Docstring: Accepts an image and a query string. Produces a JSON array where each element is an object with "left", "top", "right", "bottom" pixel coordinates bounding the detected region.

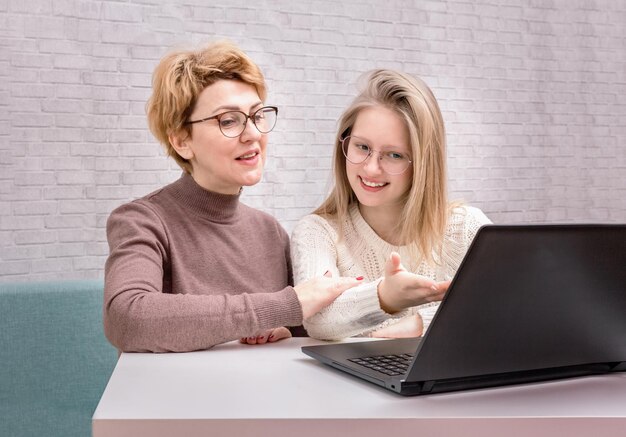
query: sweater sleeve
[
  {"left": 104, "top": 202, "right": 302, "bottom": 353},
  {"left": 291, "top": 214, "right": 403, "bottom": 341}
]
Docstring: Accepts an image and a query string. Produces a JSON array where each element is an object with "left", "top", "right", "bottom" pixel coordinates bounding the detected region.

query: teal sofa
[{"left": 0, "top": 280, "right": 118, "bottom": 437}]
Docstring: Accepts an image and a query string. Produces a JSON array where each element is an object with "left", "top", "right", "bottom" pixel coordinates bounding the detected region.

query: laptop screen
[{"left": 407, "top": 224, "right": 626, "bottom": 382}]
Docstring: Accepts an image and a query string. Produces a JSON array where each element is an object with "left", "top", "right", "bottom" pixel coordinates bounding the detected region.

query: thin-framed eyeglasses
[
  {"left": 185, "top": 106, "right": 278, "bottom": 138},
  {"left": 341, "top": 135, "right": 413, "bottom": 175}
]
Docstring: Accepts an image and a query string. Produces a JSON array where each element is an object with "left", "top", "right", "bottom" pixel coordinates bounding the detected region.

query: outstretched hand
[
  {"left": 377, "top": 252, "right": 449, "bottom": 314},
  {"left": 294, "top": 272, "right": 363, "bottom": 320}
]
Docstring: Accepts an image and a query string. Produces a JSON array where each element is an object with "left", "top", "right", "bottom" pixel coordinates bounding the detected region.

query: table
[{"left": 93, "top": 337, "right": 626, "bottom": 437}]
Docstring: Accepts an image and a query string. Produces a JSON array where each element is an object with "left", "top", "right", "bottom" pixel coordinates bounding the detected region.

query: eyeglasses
[
  {"left": 186, "top": 106, "right": 278, "bottom": 138},
  {"left": 341, "top": 135, "right": 413, "bottom": 175}
]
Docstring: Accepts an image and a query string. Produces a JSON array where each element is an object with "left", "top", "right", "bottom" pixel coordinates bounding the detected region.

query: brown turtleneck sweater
[{"left": 104, "top": 173, "right": 303, "bottom": 352}]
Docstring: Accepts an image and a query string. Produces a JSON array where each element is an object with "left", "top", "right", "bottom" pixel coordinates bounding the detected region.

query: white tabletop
[{"left": 93, "top": 337, "right": 626, "bottom": 437}]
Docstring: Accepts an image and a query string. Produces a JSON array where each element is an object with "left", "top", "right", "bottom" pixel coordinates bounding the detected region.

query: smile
[
  {"left": 236, "top": 151, "right": 258, "bottom": 160},
  {"left": 360, "top": 177, "right": 388, "bottom": 188}
]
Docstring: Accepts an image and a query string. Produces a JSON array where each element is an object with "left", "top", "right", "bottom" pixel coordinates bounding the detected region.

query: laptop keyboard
[{"left": 348, "top": 353, "right": 414, "bottom": 376}]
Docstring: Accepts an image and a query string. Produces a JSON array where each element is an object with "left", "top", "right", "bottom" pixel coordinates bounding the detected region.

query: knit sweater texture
[
  {"left": 104, "top": 173, "right": 302, "bottom": 352},
  {"left": 291, "top": 204, "right": 491, "bottom": 340}
]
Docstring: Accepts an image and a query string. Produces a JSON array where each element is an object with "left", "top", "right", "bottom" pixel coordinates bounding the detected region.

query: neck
[
  {"left": 169, "top": 173, "right": 241, "bottom": 223},
  {"left": 358, "top": 202, "right": 405, "bottom": 246},
  {"left": 190, "top": 171, "right": 242, "bottom": 196}
]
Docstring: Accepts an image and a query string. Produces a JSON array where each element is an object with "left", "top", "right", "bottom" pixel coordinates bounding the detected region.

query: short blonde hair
[
  {"left": 315, "top": 69, "right": 451, "bottom": 264},
  {"left": 146, "top": 41, "right": 267, "bottom": 173}
]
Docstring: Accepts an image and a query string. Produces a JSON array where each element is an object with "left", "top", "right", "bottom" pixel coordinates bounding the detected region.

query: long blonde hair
[
  {"left": 315, "top": 69, "right": 451, "bottom": 264},
  {"left": 146, "top": 41, "right": 267, "bottom": 173}
]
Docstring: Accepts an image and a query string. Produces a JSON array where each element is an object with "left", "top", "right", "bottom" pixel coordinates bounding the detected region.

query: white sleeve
[{"left": 291, "top": 215, "right": 401, "bottom": 340}]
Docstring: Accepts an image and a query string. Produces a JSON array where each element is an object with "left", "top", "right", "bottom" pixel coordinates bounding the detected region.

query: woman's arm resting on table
[{"left": 104, "top": 203, "right": 302, "bottom": 353}]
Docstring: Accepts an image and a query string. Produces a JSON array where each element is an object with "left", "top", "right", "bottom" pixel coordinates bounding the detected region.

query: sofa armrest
[{"left": 0, "top": 280, "right": 118, "bottom": 437}]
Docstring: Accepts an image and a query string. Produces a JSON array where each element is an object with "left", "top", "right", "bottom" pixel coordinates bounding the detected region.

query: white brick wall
[{"left": 1, "top": 0, "right": 625, "bottom": 281}]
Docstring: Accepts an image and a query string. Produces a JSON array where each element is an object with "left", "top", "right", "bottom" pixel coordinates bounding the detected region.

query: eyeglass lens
[
  {"left": 218, "top": 107, "right": 277, "bottom": 137},
  {"left": 342, "top": 136, "right": 411, "bottom": 175}
]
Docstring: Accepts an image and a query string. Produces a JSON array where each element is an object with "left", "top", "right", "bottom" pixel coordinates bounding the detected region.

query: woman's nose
[
  {"left": 239, "top": 117, "right": 262, "bottom": 142},
  {"left": 362, "top": 150, "right": 384, "bottom": 173}
]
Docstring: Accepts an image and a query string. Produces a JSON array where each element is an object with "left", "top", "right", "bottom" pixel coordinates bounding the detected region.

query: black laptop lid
[{"left": 407, "top": 224, "right": 626, "bottom": 383}]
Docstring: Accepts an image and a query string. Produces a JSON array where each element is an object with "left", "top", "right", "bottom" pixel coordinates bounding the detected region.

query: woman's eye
[
  {"left": 220, "top": 117, "right": 237, "bottom": 128},
  {"left": 387, "top": 151, "right": 405, "bottom": 160},
  {"left": 355, "top": 143, "right": 370, "bottom": 152}
]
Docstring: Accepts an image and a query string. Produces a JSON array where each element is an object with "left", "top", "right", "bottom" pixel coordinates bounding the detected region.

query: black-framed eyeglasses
[
  {"left": 185, "top": 106, "right": 278, "bottom": 138},
  {"left": 341, "top": 135, "right": 413, "bottom": 175}
]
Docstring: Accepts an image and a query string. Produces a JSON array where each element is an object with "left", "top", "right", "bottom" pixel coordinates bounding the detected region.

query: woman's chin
[{"left": 239, "top": 172, "right": 264, "bottom": 187}]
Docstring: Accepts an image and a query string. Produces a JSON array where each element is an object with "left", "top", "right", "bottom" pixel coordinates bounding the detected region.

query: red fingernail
[
  {"left": 258, "top": 336, "right": 264, "bottom": 340},
  {"left": 269, "top": 334, "right": 274, "bottom": 340},
  {"left": 356, "top": 276, "right": 364, "bottom": 280}
]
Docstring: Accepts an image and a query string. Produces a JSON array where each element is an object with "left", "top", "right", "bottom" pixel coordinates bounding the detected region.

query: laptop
[{"left": 302, "top": 224, "right": 626, "bottom": 396}]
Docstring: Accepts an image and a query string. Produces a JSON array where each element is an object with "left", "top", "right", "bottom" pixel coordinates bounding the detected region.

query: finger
[
  {"left": 268, "top": 327, "right": 292, "bottom": 342},
  {"left": 256, "top": 334, "right": 268, "bottom": 345},
  {"left": 435, "top": 280, "right": 452, "bottom": 292},
  {"left": 245, "top": 336, "right": 257, "bottom": 345},
  {"left": 323, "top": 270, "right": 332, "bottom": 277},
  {"left": 427, "top": 280, "right": 451, "bottom": 300},
  {"left": 334, "top": 277, "right": 365, "bottom": 292}
]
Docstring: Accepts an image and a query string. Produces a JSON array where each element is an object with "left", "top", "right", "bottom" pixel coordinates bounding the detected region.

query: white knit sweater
[{"left": 291, "top": 204, "right": 491, "bottom": 340}]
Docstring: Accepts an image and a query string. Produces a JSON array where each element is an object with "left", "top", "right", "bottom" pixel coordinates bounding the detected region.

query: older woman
[
  {"left": 104, "top": 41, "right": 360, "bottom": 352},
  {"left": 291, "top": 69, "right": 491, "bottom": 341}
]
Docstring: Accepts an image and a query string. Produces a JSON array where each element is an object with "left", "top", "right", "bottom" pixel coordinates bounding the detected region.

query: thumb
[{"left": 385, "top": 251, "right": 404, "bottom": 274}]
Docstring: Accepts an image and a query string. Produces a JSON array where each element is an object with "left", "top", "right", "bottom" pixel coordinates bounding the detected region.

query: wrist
[{"left": 377, "top": 279, "right": 400, "bottom": 314}]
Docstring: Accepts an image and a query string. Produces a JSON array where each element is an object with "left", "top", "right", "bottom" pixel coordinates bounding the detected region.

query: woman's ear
[{"left": 169, "top": 131, "right": 194, "bottom": 160}]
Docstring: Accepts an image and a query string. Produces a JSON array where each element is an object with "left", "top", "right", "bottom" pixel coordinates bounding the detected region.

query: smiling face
[
  {"left": 170, "top": 80, "right": 268, "bottom": 194},
  {"left": 346, "top": 105, "right": 413, "bottom": 215}
]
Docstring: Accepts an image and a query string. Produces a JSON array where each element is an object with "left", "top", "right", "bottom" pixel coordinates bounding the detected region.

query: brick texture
[{"left": 1, "top": 0, "right": 625, "bottom": 281}]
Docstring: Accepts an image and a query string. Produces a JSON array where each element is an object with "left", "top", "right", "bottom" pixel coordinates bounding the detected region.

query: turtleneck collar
[{"left": 166, "top": 173, "right": 241, "bottom": 223}]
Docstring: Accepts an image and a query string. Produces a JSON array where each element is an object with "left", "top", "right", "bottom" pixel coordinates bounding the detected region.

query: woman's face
[
  {"left": 175, "top": 80, "right": 268, "bottom": 194},
  {"left": 345, "top": 106, "right": 413, "bottom": 212}
]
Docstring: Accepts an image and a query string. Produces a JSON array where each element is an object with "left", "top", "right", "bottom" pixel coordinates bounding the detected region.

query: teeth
[
  {"left": 239, "top": 152, "right": 257, "bottom": 159},
  {"left": 361, "top": 178, "right": 386, "bottom": 188}
]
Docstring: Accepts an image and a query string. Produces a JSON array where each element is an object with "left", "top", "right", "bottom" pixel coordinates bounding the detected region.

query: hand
[
  {"left": 240, "top": 327, "right": 292, "bottom": 345},
  {"left": 370, "top": 314, "right": 424, "bottom": 338},
  {"left": 294, "top": 272, "right": 363, "bottom": 320},
  {"left": 377, "top": 252, "right": 449, "bottom": 314}
]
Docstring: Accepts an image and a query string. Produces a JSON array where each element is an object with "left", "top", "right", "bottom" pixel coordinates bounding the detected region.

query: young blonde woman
[
  {"left": 104, "top": 41, "right": 361, "bottom": 352},
  {"left": 291, "top": 69, "right": 491, "bottom": 341}
]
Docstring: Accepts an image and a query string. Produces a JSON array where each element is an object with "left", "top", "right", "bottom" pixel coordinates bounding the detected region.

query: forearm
[
  {"left": 104, "top": 282, "right": 302, "bottom": 352},
  {"left": 303, "top": 280, "right": 406, "bottom": 341},
  {"left": 293, "top": 217, "right": 391, "bottom": 339}
]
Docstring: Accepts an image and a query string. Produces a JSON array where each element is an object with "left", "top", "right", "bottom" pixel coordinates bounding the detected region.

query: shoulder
[
  {"left": 448, "top": 205, "right": 491, "bottom": 228},
  {"left": 108, "top": 195, "right": 164, "bottom": 228},
  {"left": 106, "top": 198, "right": 170, "bottom": 252},
  {"left": 107, "top": 183, "right": 173, "bottom": 223},
  {"left": 446, "top": 205, "right": 492, "bottom": 245}
]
